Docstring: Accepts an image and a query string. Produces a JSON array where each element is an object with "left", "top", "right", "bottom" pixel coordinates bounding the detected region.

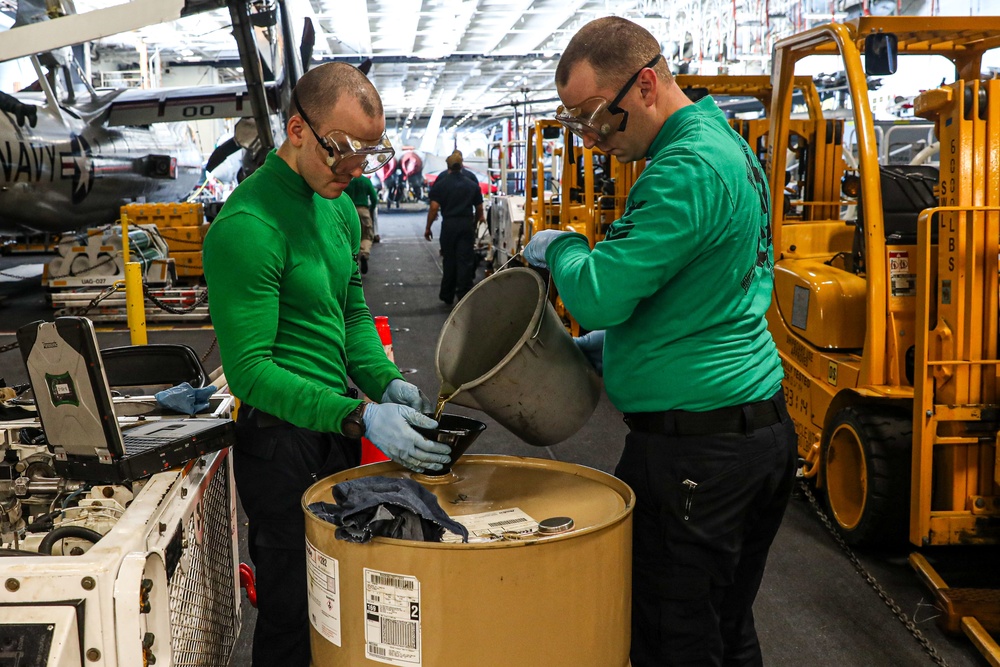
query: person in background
[
  {"left": 424, "top": 150, "right": 485, "bottom": 306},
  {"left": 522, "top": 16, "right": 796, "bottom": 667},
  {"left": 202, "top": 62, "right": 450, "bottom": 667},
  {"left": 437, "top": 149, "right": 479, "bottom": 186},
  {"left": 344, "top": 174, "right": 379, "bottom": 273},
  {"left": 388, "top": 164, "right": 406, "bottom": 208}
]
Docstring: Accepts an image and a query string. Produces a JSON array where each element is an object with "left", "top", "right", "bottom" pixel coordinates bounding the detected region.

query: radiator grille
[{"left": 168, "top": 459, "right": 239, "bottom": 666}]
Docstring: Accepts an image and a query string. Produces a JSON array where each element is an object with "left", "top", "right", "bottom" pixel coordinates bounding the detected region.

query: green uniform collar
[
  {"left": 647, "top": 95, "right": 720, "bottom": 158},
  {"left": 264, "top": 149, "right": 315, "bottom": 199}
]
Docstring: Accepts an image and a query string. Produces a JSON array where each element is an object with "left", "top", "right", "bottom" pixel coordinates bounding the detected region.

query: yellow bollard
[
  {"left": 120, "top": 213, "right": 147, "bottom": 345},
  {"left": 124, "top": 262, "right": 147, "bottom": 345}
]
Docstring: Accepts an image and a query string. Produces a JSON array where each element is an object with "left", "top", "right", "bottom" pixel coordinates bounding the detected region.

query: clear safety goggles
[
  {"left": 293, "top": 92, "right": 395, "bottom": 175},
  {"left": 555, "top": 97, "right": 622, "bottom": 141},
  {"left": 555, "top": 54, "right": 663, "bottom": 141}
]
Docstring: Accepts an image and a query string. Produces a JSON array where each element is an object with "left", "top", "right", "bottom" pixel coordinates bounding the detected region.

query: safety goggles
[
  {"left": 293, "top": 92, "right": 395, "bottom": 175},
  {"left": 555, "top": 54, "right": 663, "bottom": 141}
]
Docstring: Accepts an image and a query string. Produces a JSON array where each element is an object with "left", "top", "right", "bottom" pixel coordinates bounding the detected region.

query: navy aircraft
[{"left": 0, "top": 0, "right": 298, "bottom": 237}]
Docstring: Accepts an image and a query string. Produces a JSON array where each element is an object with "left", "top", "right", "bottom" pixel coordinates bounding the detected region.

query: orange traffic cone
[
  {"left": 361, "top": 316, "right": 393, "bottom": 464},
  {"left": 375, "top": 315, "right": 393, "bottom": 360}
]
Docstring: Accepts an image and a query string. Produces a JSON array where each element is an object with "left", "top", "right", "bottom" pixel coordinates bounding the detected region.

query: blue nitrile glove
[
  {"left": 381, "top": 378, "right": 434, "bottom": 414},
  {"left": 522, "top": 229, "right": 568, "bottom": 268},
  {"left": 362, "top": 403, "right": 451, "bottom": 473},
  {"left": 155, "top": 382, "right": 218, "bottom": 415},
  {"left": 574, "top": 330, "right": 605, "bottom": 376}
]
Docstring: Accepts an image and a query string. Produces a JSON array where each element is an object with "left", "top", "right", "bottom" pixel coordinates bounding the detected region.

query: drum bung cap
[{"left": 538, "top": 516, "right": 574, "bottom": 535}]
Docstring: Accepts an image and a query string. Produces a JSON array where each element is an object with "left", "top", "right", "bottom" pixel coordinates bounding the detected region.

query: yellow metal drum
[{"left": 302, "top": 455, "right": 634, "bottom": 667}]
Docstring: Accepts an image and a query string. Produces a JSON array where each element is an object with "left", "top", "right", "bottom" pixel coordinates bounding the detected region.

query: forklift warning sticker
[
  {"left": 364, "top": 568, "right": 421, "bottom": 666},
  {"left": 889, "top": 250, "right": 916, "bottom": 297},
  {"left": 306, "top": 539, "right": 342, "bottom": 647}
]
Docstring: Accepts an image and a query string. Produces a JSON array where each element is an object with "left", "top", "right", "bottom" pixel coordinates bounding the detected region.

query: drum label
[
  {"left": 306, "top": 538, "right": 342, "bottom": 646},
  {"left": 440, "top": 507, "right": 539, "bottom": 542},
  {"left": 364, "top": 568, "right": 421, "bottom": 665}
]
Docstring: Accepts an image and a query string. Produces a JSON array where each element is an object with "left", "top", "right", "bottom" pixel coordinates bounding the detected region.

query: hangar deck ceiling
[{"left": 45, "top": 0, "right": 811, "bottom": 133}]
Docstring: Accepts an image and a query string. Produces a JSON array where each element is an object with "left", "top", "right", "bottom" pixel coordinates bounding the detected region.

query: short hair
[
  {"left": 556, "top": 17, "right": 671, "bottom": 90},
  {"left": 289, "top": 62, "right": 383, "bottom": 124}
]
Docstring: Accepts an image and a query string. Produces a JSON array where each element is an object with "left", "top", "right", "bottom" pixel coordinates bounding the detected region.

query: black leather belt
[
  {"left": 239, "top": 389, "right": 359, "bottom": 430},
  {"left": 239, "top": 406, "right": 291, "bottom": 429},
  {"left": 623, "top": 393, "right": 783, "bottom": 437}
]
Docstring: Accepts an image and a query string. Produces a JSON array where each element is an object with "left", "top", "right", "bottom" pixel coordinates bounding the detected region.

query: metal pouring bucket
[{"left": 435, "top": 267, "right": 601, "bottom": 446}]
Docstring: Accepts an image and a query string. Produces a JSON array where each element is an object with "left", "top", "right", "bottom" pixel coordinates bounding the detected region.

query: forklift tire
[{"left": 822, "top": 406, "right": 912, "bottom": 546}]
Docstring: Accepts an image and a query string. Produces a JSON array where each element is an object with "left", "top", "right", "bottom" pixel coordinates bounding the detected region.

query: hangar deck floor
[{"left": 0, "top": 208, "right": 995, "bottom": 666}]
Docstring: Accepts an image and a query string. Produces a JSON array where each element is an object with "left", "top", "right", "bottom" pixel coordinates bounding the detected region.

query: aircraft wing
[{"left": 104, "top": 82, "right": 277, "bottom": 126}]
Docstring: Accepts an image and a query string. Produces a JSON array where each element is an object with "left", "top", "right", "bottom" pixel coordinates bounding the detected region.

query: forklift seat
[
  {"left": 879, "top": 165, "right": 939, "bottom": 244},
  {"left": 100, "top": 343, "right": 209, "bottom": 392}
]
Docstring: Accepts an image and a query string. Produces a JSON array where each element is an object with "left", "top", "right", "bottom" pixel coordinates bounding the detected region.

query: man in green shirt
[
  {"left": 524, "top": 17, "right": 796, "bottom": 667},
  {"left": 203, "top": 62, "right": 450, "bottom": 667},
  {"left": 344, "top": 175, "right": 379, "bottom": 273}
]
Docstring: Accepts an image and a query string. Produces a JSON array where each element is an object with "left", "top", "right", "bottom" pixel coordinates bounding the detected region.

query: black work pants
[
  {"left": 233, "top": 408, "right": 360, "bottom": 667},
  {"left": 439, "top": 216, "right": 476, "bottom": 303},
  {"left": 615, "top": 392, "right": 797, "bottom": 667}
]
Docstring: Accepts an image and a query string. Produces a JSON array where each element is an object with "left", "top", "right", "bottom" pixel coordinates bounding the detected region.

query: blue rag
[
  {"left": 308, "top": 476, "right": 469, "bottom": 543},
  {"left": 155, "top": 382, "right": 218, "bottom": 415}
]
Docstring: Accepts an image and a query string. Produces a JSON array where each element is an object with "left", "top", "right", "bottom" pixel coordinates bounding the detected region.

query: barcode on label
[
  {"left": 381, "top": 618, "right": 418, "bottom": 649},
  {"left": 488, "top": 518, "right": 529, "bottom": 528},
  {"left": 370, "top": 573, "right": 415, "bottom": 590},
  {"left": 368, "top": 642, "right": 387, "bottom": 657}
]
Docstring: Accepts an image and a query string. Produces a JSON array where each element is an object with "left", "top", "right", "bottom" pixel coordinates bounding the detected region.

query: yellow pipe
[
  {"left": 125, "top": 262, "right": 147, "bottom": 345},
  {"left": 119, "top": 212, "right": 147, "bottom": 345}
]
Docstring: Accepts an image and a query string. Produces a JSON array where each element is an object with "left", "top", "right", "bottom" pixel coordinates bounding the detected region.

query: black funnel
[{"left": 412, "top": 414, "right": 487, "bottom": 475}]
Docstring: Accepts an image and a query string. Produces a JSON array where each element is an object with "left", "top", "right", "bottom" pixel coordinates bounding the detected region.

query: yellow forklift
[
  {"left": 674, "top": 74, "right": 825, "bottom": 160},
  {"left": 765, "top": 17, "right": 1000, "bottom": 659}
]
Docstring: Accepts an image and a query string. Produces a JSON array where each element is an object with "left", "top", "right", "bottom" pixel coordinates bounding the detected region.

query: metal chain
[
  {"left": 47, "top": 254, "right": 117, "bottom": 279},
  {"left": 0, "top": 284, "right": 120, "bottom": 356},
  {"left": 68, "top": 285, "right": 122, "bottom": 316},
  {"left": 200, "top": 336, "right": 218, "bottom": 364},
  {"left": 0, "top": 269, "right": 31, "bottom": 280},
  {"left": 154, "top": 233, "right": 202, "bottom": 248},
  {"left": 798, "top": 481, "right": 950, "bottom": 666},
  {"left": 141, "top": 284, "right": 208, "bottom": 315}
]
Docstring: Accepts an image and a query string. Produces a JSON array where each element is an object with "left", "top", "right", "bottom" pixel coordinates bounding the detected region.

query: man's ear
[
  {"left": 638, "top": 68, "right": 658, "bottom": 107},
  {"left": 286, "top": 115, "right": 306, "bottom": 147}
]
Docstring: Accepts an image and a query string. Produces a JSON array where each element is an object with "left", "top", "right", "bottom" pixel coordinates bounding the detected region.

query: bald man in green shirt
[{"left": 203, "top": 63, "right": 450, "bottom": 667}]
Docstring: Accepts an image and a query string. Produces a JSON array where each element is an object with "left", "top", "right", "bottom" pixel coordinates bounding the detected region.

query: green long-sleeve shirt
[
  {"left": 344, "top": 176, "right": 379, "bottom": 209},
  {"left": 203, "top": 151, "right": 402, "bottom": 432},
  {"left": 546, "top": 96, "right": 782, "bottom": 413}
]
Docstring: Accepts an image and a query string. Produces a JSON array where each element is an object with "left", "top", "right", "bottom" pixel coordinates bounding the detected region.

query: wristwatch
[{"left": 341, "top": 403, "right": 366, "bottom": 439}]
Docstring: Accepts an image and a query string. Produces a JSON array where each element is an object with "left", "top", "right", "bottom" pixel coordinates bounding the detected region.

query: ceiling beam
[
  {"left": 310, "top": 0, "right": 371, "bottom": 56},
  {"left": 0, "top": 0, "right": 208, "bottom": 63},
  {"left": 475, "top": 0, "right": 536, "bottom": 55},
  {"left": 494, "top": 0, "right": 591, "bottom": 55}
]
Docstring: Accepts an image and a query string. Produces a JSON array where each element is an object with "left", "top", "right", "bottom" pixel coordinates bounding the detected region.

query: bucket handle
[
  {"left": 498, "top": 253, "right": 551, "bottom": 341},
  {"left": 495, "top": 252, "right": 524, "bottom": 273}
]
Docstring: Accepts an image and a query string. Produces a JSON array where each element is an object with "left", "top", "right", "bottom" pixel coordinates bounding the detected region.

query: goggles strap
[
  {"left": 293, "top": 90, "right": 336, "bottom": 160},
  {"left": 607, "top": 54, "right": 663, "bottom": 132}
]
